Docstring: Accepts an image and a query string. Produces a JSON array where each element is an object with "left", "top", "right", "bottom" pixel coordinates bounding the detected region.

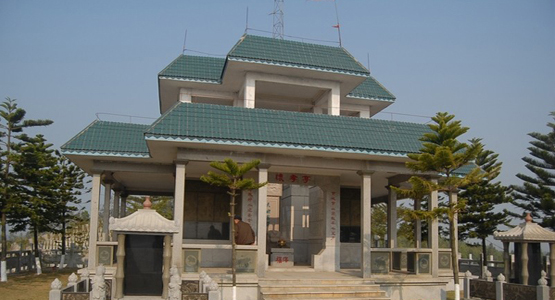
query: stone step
[
  {"left": 262, "top": 290, "right": 387, "bottom": 299},
  {"left": 259, "top": 279, "right": 373, "bottom": 286},
  {"left": 264, "top": 298, "right": 390, "bottom": 300},
  {"left": 261, "top": 284, "right": 382, "bottom": 293}
]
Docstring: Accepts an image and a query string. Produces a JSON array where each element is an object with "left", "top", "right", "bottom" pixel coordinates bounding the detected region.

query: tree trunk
[
  {"left": 33, "top": 227, "right": 42, "bottom": 274},
  {"left": 1, "top": 211, "right": 7, "bottom": 282},
  {"left": 230, "top": 191, "right": 237, "bottom": 300},
  {"left": 449, "top": 191, "right": 460, "bottom": 300},
  {"left": 61, "top": 211, "right": 66, "bottom": 255},
  {"left": 482, "top": 237, "right": 487, "bottom": 267}
]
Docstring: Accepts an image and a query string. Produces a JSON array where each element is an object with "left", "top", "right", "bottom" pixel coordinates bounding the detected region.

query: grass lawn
[{"left": 0, "top": 268, "right": 78, "bottom": 300}]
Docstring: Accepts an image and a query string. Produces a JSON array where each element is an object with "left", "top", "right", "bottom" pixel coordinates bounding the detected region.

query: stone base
[
  {"left": 270, "top": 248, "right": 294, "bottom": 267},
  {"left": 374, "top": 275, "right": 449, "bottom": 300}
]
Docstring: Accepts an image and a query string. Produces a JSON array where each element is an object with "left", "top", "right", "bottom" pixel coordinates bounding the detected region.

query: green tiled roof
[
  {"left": 158, "top": 55, "right": 225, "bottom": 83},
  {"left": 227, "top": 35, "right": 370, "bottom": 76},
  {"left": 347, "top": 77, "right": 396, "bottom": 101},
  {"left": 145, "top": 103, "right": 430, "bottom": 157},
  {"left": 61, "top": 121, "right": 150, "bottom": 157}
]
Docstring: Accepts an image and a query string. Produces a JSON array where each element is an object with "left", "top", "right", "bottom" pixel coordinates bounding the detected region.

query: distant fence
[
  {"left": 1, "top": 248, "right": 85, "bottom": 274},
  {"left": 459, "top": 258, "right": 505, "bottom": 278},
  {"left": 5, "top": 250, "right": 36, "bottom": 274}
]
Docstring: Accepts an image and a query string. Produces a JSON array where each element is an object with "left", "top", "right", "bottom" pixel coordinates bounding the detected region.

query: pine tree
[
  {"left": 511, "top": 112, "right": 555, "bottom": 229},
  {"left": 200, "top": 159, "right": 267, "bottom": 300},
  {"left": 0, "top": 97, "right": 52, "bottom": 281},
  {"left": 50, "top": 152, "right": 87, "bottom": 268},
  {"left": 393, "top": 112, "right": 483, "bottom": 300},
  {"left": 9, "top": 135, "right": 58, "bottom": 264},
  {"left": 459, "top": 147, "right": 512, "bottom": 269}
]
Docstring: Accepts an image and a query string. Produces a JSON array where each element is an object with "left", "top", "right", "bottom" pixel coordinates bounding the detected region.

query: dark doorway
[{"left": 124, "top": 235, "right": 164, "bottom": 295}]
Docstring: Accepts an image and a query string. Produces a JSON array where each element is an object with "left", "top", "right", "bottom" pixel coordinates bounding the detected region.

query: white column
[
  {"left": 359, "top": 171, "right": 373, "bottom": 278},
  {"left": 179, "top": 88, "right": 192, "bottom": 103},
  {"left": 327, "top": 84, "right": 340, "bottom": 116},
  {"left": 414, "top": 199, "right": 422, "bottom": 248},
  {"left": 387, "top": 187, "right": 397, "bottom": 248},
  {"left": 172, "top": 161, "right": 187, "bottom": 273},
  {"left": 312, "top": 177, "right": 341, "bottom": 272},
  {"left": 429, "top": 178, "right": 439, "bottom": 277},
  {"left": 115, "top": 234, "right": 125, "bottom": 300},
  {"left": 521, "top": 242, "right": 529, "bottom": 285},
  {"left": 256, "top": 165, "right": 269, "bottom": 276},
  {"left": 102, "top": 182, "right": 112, "bottom": 242},
  {"left": 243, "top": 74, "right": 256, "bottom": 109},
  {"left": 88, "top": 174, "right": 102, "bottom": 269}
]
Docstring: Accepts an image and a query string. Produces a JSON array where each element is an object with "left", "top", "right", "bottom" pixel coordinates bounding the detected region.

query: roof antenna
[
  {"left": 182, "top": 29, "right": 187, "bottom": 54},
  {"left": 333, "top": 0, "right": 342, "bottom": 47},
  {"left": 367, "top": 52, "right": 371, "bottom": 74},
  {"left": 271, "top": 0, "right": 284, "bottom": 39},
  {"left": 245, "top": 7, "right": 249, "bottom": 34}
]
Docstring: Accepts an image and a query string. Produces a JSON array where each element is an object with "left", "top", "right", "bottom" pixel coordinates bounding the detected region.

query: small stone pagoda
[{"left": 494, "top": 213, "right": 555, "bottom": 286}]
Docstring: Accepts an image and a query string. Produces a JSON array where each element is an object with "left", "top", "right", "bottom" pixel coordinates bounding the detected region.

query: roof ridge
[{"left": 243, "top": 34, "right": 342, "bottom": 50}]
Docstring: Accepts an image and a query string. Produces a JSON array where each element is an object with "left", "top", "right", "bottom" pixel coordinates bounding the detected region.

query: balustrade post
[
  {"left": 49, "top": 278, "right": 62, "bottom": 300},
  {"left": 463, "top": 270, "right": 472, "bottom": 300},
  {"left": 537, "top": 271, "right": 549, "bottom": 300},
  {"left": 495, "top": 273, "right": 505, "bottom": 300}
]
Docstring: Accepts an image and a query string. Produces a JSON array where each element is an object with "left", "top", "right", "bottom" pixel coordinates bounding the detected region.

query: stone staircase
[{"left": 259, "top": 278, "right": 390, "bottom": 300}]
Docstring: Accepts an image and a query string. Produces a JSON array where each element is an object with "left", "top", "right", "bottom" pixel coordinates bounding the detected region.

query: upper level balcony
[{"left": 158, "top": 35, "right": 396, "bottom": 118}]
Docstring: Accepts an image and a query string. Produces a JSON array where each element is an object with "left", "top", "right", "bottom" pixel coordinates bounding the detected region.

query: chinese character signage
[{"left": 269, "top": 173, "right": 314, "bottom": 185}]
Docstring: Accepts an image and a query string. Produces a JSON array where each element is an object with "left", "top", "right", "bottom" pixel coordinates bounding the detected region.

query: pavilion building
[{"left": 62, "top": 34, "right": 453, "bottom": 300}]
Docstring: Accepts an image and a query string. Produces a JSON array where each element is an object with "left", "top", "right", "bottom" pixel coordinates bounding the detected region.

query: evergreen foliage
[
  {"left": 49, "top": 152, "right": 87, "bottom": 256},
  {"left": 511, "top": 112, "right": 555, "bottom": 229},
  {"left": 392, "top": 112, "right": 483, "bottom": 299},
  {"left": 459, "top": 147, "right": 512, "bottom": 266},
  {"left": 0, "top": 97, "right": 52, "bottom": 274},
  {"left": 9, "top": 134, "right": 58, "bottom": 258}
]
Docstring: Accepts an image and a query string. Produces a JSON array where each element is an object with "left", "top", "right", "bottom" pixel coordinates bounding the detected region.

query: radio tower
[{"left": 272, "top": 0, "right": 284, "bottom": 39}]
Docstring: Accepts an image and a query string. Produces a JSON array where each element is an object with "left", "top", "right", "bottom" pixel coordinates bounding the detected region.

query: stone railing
[
  {"left": 464, "top": 270, "right": 553, "bottom": 300},
  {"left": 49, "top": 266, "right": 111, "bottom": 300},
  {"left": 179, "top": 270, "right": 220, "bottom": 300}
]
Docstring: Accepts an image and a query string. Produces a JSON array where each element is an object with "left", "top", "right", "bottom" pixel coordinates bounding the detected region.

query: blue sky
[{"left": 1, "top": 0, "right": 554, "bottom": 190}]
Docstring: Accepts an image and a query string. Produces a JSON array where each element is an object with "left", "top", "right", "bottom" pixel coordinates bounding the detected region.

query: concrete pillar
[
  {"left": 113, "top": 190, "right": 121, "bottom": 219},
  {"left": 327, "top": 85, "right": 340, "bottom": 116},
  {"left": 358, "top": 171, "right": 373, "bottom": 278},
  {"left": 243, "top": 74, "right": 256, "bottom": 109},
  {"left": 550, "top": 243, "right": 555, "bottom": 287},
  {"left": 179, "top": 88, "right": 192, "bottom": 103},
  {"left": 119, "top": 194, "right": 127, "bottom": 218},
  {"left": 256, "top": 165, "right": 269, "bottom": 276},
  {"left": 102, "top": 182, "right": 112, "bottom": 242},
  {"left": 88, "top": 173, "right": 102, "bottom": 269},
  {"left": 387, "top": 186, "right": 397, "bottom": 248},
  {"left": 503, "top": 242, "right": 511, "bottom": 282},
  {"left": 312, "top": 176, "right": 341, "bottom": 272},
  {"left": 414, "top": 198, "right": 422, "bottom": 248},
  {"left": 172, "top": 161, "right": 188, "bottom": 273},
  {"left": 162, "top": 235, "right": 171, "bottom": 299},
  {"left": 429, "top": 179, "right": 439, "bottom": 278},
  {"left": 521, "top": 242, "right": 529, "bottom": 285},
  {"left": 115, "top": 234, "right": 125, "bottom": 299}
]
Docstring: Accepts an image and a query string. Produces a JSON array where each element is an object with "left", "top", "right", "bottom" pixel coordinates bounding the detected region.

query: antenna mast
[{"left": 272, "top": 0, "right": 284, "bottom": 39}]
